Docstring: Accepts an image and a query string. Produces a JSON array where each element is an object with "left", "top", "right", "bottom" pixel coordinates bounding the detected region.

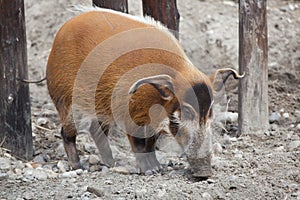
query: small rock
[
  {"left": 23, "top": 191, "right": 34, "bottom": 200},
  {"left": 81, "top": 192, "right": 91, "bottom": 200},
  {"left": 289, "top": 3, "right": 295, "bottom": 11},
  {"left": 33, "top": 154, "right": 45, "bottom": 163},
  {"left": 223, "top": 135, "right": 237, "bottom": 144},
  {"left": 212, "top": 157, "right": 228, "bottom": 170},
  {"left": 296, "top": 110, "right": 300, "bottom": 123},
  {"left": 13, "top": 161, "right": 25, "bottom": 170},
  {"left": 87, "top": 186, "right": 107, "bottom": 198},
  {"left": 33, "top": 169, "right": 48, "bottom": 181},
  {"left": 36, "top": 117, "right": 49, "bottom": 126},
  {"left": 274, "top": 146, "right": 285, "bottom": 152},
  {"left": 60, "top": 171, "right": 78, "bottom": 178},
  {"left": 288, "top": 140, "right": 300, "bottom": 151},
  {"left": 101, "top": 166, "right": 110, "bottom": 173},
  {"left": 90, "top": 165, "right": 101, "bottom": 172},
  {"left": 104, "top": 179, "right": 114, "bottom": 185},
  {"left": 269, "top": 112, "right": 281, "bottom": 123},
  {"left": 213, "top": 143, "right": 223, "bottom": 154},
  {"left": 291, "top": 191, "right": 300, "bottom": 197},
  {"left": 215, "top": 112, "right": 238, "bottom": 123},
  {"left": 84, "top": 144, "right": 96, "bottom": 153},
  {"left": 81, "top": 157, "right": 90, "bottom": 171},
  {"left": 14, "top": 168, "right": 23, "bottom": 175},
  {"left": 45, "top": 170, "right": 58, "bottom": 179},
  {"left": 0, "top": 158, "right": 11, "bottom": 170},
  {"left": 89, "top": 155, "right": 100, "bottom": 165},
  {"left": 25, "top": 163, "right": 34, "bottom": 169},
  {"left": 282, "top": 113, "right": 289, "bottom": 119},
  {"left": 207, "top": 179, "right": 216, "bottom": 184},
  {"left": 111, "top": 166, "right": 129, "bottom": 175},
  {"left": 264, "top": 131, "right": 271, "bottom": 136},
  {"left": 202, "top": 192, "right": 213, "bottom": 200},
  {"left": 0, "top": 173, "right": 9, "bottom": 181},
  {"left": 23, "top": 169, "right": 34, "bottom": 180},
  {"left": 55, "top": 143, "right": 66, "bottom": 157},
  {"left": 57, "top": 160, "right": 69, "bottom": 173},
  {"left": 75, "top": 169, "right": 84, "bottom": 175},
  {"left": 297, "top": 124, "right": 300, "bottom": 130},
  {"left": 157, "top": 189, "right": 166, "bottom": 198}
]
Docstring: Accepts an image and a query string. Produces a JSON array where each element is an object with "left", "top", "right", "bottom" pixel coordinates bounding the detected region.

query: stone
[
  {"left": 14, "top": 168, "right": 23, "bottom": 175},
  {"left": 23, "top": 169, "right": 34, "bottom": 180},
  {"left": 0, "top": 173, "right": 9, "bottom": 181},
  {"left": 213, "top": 143, "right": 223, "bottom": 154},
  {"left": 25, "top": 163, "right": 34, "bottom": 169},
  {"left": 45, "top": 170, "right": 58, "bottom": 179},
  {"left": 23, "top": 191, "right": 34, "bottom": 200},
  {"left": 288, "top": 140, "right": 300, "bottom": 151},
  {"left": 88, "top": 155, "right": 100, "bottom": 165},
  {"left": 207, "top": 179, "right": 216, "bottom": 184},
  {"left": 223, "top": 134, "right": 237, "bottom": 144},
  {"left": 36, "top": 117, "right": 49, "bottom": 126},
  {"left": 0, "top": 158, "right": 11, "bottom": 170},
  {"left": 60, "top": 171, "right": 78, "bottom": 178},
  {"left": 84, "top": 144, "right": 96, "bottom": 153},
  {"left": 75, "top": 169, "right": 84, "bottom": 175},
  {"left": 33, "top": 169, "right": 48, "bottom": 181},
  {"left": 157, "top": 189, "right": 166, "bottom": 198},
  {"left": 101, "top": 166, "right": 110, "bottom": 173},
  {"left": 215, "top": 112, "right": 238, "bottom": 123},
  {"left": 296, "top": 110, "right": 300, "bottom": 123},
  {"left": 111, "top": 166, "right": 129, "bottom": 175},
  {"left": 297, "top": 124, "right": 300, "bottom": 130},
  {"left": 269, "top": 112, "right": 281, "bottom": 123},
  {"left": 202, "top": 192, "right": 213, "bottom": 200},
  {"left": 57, "top": 160, "right": 69, "bottom": 173},
  {"left": 55, "top": 143, "right": 66, "bottom": 157},
  {"left": 104, "top": 179, "right": 114, "bottom": 185},
  {"left": 90, "top": 165, "right": 101, "bottom": 172},
  {"left": 289, "top": 3, "right": 295, "bottom": 11},
  {"left": 33, "top": 154, "right": 45, "bottom": 163},
  {"left": 282, "top": 113, "right": 289, "bottom": 118},
  {"left": 274, "top": 146, "right": 285, "bottom": 152}
]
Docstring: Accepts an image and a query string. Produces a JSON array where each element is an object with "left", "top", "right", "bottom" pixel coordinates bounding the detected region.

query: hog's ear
[
  {"left": 129, "top": 75, "right": 175, "bottom": 101},
  {"left": 210, "top": 68, "right": 245, "bottom": 91}
]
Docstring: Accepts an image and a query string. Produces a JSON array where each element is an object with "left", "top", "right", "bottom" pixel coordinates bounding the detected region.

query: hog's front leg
[{"left": 127, "top": 134, "right": 162, "bottom": 175}]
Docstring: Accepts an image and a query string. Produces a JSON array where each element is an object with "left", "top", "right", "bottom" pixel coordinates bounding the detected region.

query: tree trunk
[
  {"left": 142, "top": 0, "right": 180, "bottom": 39},
  {"left": 0, "top": 0, "right": 33, "bottom": 160},
  {"left": 238, "top": 0, "right": 269, "bottom": 134},
  {"left": 93, "top": 0, "right": 128, "bottom": 13}
]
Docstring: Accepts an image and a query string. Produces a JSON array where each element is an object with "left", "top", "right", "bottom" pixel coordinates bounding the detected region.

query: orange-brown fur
[{"left": 46, "top": 10, "right": 212, "bottom": 137}]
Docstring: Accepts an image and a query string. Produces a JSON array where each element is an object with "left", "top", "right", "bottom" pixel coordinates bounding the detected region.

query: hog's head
[{"left": 129, "top": 68, "right": 244, "bottom": 177}]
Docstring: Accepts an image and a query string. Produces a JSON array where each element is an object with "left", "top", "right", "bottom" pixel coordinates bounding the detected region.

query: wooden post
[
  {"left": 142, "top": 0, "right": 180, "bottom": 39},
  {"left": 238, "top": 0, "right": 269, "bottom": 134},
  {"left": 0, "top": 0, "right": 33, "bottom": 160},
  {"left": 93, "top": 0, "right": 128, "bottom": 13}
]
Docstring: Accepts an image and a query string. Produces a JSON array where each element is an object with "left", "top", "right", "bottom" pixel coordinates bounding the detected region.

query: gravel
[{"left": 1, "top": 0, "right": 300, "bottom": 199}]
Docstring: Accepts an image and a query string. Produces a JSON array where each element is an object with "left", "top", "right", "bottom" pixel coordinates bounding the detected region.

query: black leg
[{"left": 61, "top": 127, "right": 82, "bottom": 169}]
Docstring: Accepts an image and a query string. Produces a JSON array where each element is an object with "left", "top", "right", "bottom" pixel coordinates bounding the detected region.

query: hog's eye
[{"left": 181, "top": 104, "right": 196, "bottom": 120}]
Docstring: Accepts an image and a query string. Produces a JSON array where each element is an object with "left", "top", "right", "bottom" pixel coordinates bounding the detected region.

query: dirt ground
[{"left": 0, "top": 0, "right": 300, "bottom": 199}]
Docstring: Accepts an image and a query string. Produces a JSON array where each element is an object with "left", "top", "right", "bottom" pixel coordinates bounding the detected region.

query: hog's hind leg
[{"left": 61, "top": 127, "right": 82, "bottom": 170}]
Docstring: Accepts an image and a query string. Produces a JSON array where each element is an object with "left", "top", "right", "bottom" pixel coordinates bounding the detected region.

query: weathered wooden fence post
[
  {"left": 142, "top": 0, "right": 180, "bottom": 39},
  {"left": 238, "top": 0, "right": 269, "bottom": 134},
  {"left": 0, "top": 0, "right": 33, "bottom": 160},
  {"left": 93, "top": 0, "right": 128, "bottom": 13}
]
